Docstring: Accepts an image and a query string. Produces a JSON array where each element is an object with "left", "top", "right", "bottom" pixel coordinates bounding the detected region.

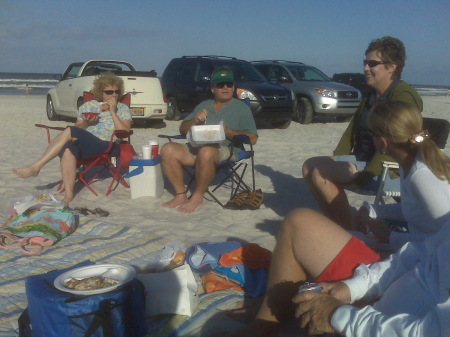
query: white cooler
[{"left": 126, "top": 157, "right": 164, "bottom": 199}]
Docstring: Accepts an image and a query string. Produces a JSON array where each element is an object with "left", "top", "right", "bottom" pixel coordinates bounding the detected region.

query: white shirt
[
  {"left": 366, "top": 155, "right": 450, "bottom": 250},
  {"left": 332, "top": 221, "right": 450, "bottom": 337}
]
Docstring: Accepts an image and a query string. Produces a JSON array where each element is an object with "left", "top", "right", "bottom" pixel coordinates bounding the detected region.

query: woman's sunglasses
[
  {"left": 103, "top": 90, "right": 120, "bottom": 95},
  {"left": 214, "top": 82, "right": 234, "bottom": 88},
  {"left": 363, "top": 60, "right": 386, "bottom": 68}
]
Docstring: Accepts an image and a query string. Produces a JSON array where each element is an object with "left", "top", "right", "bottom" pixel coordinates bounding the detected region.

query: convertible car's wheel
[
  {"left": 295, "top": 97, "right": 314, "bottom": 124},
  {"left": 46, "top": 96, "right": 59, "bottom": 121},
  {"left": 165, "top": 97, "right": 181, "bottom": 121}
]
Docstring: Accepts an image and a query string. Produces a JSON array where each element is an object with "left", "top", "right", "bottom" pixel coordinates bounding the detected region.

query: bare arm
[{"left": 224, "top": 126, "right": 258, "bottom": 145}]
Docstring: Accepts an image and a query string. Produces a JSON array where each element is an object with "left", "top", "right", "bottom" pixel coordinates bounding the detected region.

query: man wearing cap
[{"left": 160, "top": 67, "right": 258, "bottom": 213}]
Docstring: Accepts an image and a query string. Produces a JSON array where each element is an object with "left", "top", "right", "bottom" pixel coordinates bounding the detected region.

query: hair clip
[{"left": 410, "top": 130, "right": 429, "bottom": 144}]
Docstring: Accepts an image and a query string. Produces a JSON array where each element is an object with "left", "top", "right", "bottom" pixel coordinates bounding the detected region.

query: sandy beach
[{"left": 2, "top": 94, "right": 449, "bottom": 252}]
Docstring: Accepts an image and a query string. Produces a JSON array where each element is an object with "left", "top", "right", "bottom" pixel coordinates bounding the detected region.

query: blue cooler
[{"left": 125, "top": 157, "right": 164, "bottom": 199}]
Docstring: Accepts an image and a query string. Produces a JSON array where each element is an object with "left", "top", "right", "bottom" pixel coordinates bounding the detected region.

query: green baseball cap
[{"left": 211, "top": 69, "right": 234, "bottom": 84}]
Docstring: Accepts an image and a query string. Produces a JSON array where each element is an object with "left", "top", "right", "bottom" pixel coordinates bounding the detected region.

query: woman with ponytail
[{"left": 354, "top": 100, "right": 450, "bottom": 250}]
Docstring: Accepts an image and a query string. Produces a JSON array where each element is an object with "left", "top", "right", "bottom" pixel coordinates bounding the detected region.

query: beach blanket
[
  {"left": 0, "top": 217, "right": 250, "bottom": 337},
  {"left": 0, "top": 216, "right": 167, "bottom": 337}
]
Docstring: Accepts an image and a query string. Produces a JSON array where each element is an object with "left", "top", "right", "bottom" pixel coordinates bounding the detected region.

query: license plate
[{"left": 131, "top": 107, "right": 144, "bottom": 116}]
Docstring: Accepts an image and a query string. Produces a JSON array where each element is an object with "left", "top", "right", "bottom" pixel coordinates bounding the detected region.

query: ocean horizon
[{"left": 0, "top": 72, "right": 448, "bottom": 97}]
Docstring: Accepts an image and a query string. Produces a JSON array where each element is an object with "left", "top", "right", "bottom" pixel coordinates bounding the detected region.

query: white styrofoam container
[
  {"left": 190, "top": 124, "right": 225, "bottom": 145},
  {"left": 127, "top": 158, "right": 164, "bottom": 199}
]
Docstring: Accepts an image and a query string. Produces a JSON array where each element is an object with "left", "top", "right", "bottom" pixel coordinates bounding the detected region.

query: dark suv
[
  {"left": 160, "top": 56, "right": 295, "bottom": 128},
  {"left": 332, "top": 73, "right": 371, "bottom": 95}
]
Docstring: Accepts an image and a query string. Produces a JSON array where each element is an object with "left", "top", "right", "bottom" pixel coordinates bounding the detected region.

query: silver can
[{"left": 298, "top": 282, "right": 322, "bottom": 294}]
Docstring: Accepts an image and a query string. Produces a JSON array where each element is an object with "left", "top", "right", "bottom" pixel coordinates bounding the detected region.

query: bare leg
[
  {"left": 177, "top": 145, "right": 220, "bottom": 213},
  {"left": 302, "top": 156, "right": 357, "bottom": 229},
  {"left": 231, "top": 208, "right": 353, "bottom": 336},
  {"left": 13, "top": 128, "right": 75, "bottom": 178},
  {"left": 60, "top": 149, "right": 77, "bottom": 206},
  {"left": 160, "top": 143, "right": 194, "bottom": 208}
]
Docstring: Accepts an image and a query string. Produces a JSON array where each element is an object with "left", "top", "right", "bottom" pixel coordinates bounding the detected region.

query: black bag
[{"left": 18, "top": 261, "right": 147, "bottom": 337}]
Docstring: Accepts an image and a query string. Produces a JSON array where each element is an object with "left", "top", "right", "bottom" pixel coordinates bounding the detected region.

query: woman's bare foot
[
  {"left": 177, "top": 195, "right": 203, "bottom": 213},
  {"left": 162, "top": 193, "right": 188, "bottom": 208},
  {"left": 63, "top": 193, "right": 74, "bottom": 207},
  {"left": 13, "top": 165, "right": 40, "bottom": 178}
]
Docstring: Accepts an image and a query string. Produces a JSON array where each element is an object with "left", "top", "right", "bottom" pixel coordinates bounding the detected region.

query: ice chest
[{"left": 126, "top": 157, "right": 164, "bottom": 199}]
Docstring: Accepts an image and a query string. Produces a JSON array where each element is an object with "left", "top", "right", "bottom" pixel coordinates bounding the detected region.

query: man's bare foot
[
  {"left": 13, "top": 165, "right": 40, "bottom": 178},
  {"left": 177, "top": 195, "right": 203, "bottom": 214},
  {"left": 162, "top": 193, "right": 188, "bottom": 208}
]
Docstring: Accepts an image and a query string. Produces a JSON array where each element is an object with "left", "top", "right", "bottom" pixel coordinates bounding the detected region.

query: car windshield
[
  {"left": 215, "top": 61, "right": 267, "bottom": 82},
  {"left": 287, "top": 65, "right": 330, "bottom": 81}
]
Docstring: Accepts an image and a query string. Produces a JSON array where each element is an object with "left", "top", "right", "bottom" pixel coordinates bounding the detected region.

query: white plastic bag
[{"left": 7, "top": 191, "right": 61, "bottom": 217}]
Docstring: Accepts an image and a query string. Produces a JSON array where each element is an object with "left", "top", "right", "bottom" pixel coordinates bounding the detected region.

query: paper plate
[{"left": 54, "top": 264, "right": 136, "bottom": 295}]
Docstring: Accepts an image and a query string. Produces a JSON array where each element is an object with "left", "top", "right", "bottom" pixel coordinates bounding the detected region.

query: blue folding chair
[{"left": 158, "top": 134, "right": 255, "bottom": 207}]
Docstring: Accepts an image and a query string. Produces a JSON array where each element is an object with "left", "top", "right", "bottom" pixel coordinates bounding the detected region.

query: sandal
[
  {"left": 224, "top": 190, "right": 251, "bottom": 210},
  {"left": 240, "top": 189, "right": 264, "bottom": 210}
]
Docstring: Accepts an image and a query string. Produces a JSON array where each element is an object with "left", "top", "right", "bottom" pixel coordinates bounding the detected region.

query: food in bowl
[
  {"left": 64, "top": 276, "right": 118, "bottom": 290},
  {"left": 82, "top": 112, "right": 100, "bottom": 119}
]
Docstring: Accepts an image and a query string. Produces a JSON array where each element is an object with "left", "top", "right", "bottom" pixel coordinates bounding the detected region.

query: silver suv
[{"left": 252, "top": 60, "right": 361, "bottom": 124}]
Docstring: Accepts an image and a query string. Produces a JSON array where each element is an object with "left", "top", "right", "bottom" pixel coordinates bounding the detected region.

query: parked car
[
  {"left": 252, "top": 60, "right": 361, "bottom": 124},
  {"left": 332, "top": 73, "right": 371, "bottom": 95},
  {"left": 160, "top": 56, "right": 295, "bottom": 128},
  {"left": 46, "top": 60, "right": 167, "bottom": 122}
]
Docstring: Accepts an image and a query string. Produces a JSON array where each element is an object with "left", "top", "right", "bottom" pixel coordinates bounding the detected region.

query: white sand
[{"left": 2, "top": 95, "right": 449, "bottom": 252}]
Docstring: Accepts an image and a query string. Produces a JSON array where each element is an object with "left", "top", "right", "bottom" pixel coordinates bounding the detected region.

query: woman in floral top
[{"left": 13, "top": 72, "right": 132, "bottom": 206}]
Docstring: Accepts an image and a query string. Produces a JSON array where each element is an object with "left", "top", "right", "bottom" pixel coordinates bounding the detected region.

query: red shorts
[{"left": 316, "top": 236, "right": 381, "bottom": 283}]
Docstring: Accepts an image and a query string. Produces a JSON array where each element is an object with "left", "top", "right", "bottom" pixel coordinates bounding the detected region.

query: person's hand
[
  {"left": 194, "top": 109, "right": 208, "bottom": 124},
  {"left": 104, "top": 98, "right": 117, "bottom": 113},
  {"left": 81, "top": 114, "right": 100, "bottom": 125},
  {"left": 353, "top": 206, "right": 371, "bottom": 232},
  {"left": 319, "top": 281, "right": 351, "bottom": 304},
  {"left": 293, "top": 291, "right": 343, "bottom": 335},
  {"left": 367, "top": 218, "right": 391, "bottom": 243}
]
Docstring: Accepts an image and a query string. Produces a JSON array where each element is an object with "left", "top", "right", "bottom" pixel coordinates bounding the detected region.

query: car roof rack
[
  {"left": 251, "top": 60, "right": 305, "bottom": 65},
  {"left": 181, "top": 55, "right": 238, "bottom": 60}
]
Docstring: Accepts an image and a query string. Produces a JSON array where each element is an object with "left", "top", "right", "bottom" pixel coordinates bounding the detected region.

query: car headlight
[
  {"left": 236, "top": 88, "right": 257, "bottom": 101},
  {"left": 315, "top": 88, "right": 337, "bottom": 98}
]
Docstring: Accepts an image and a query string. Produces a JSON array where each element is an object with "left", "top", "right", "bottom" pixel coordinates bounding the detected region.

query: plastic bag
[{"left": 7, "top": 191, "right": 62, "bottom": 217}]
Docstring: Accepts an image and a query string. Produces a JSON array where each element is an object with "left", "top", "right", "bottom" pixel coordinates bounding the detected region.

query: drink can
[
  {"left": 149, "top": 140, "right": 159, "bottom": 158},
  {"left": 298, "top": 282, "right": 322, "bottom": 294}
]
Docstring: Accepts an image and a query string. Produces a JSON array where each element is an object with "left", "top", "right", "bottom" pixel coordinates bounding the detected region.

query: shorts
[
  {"left": 61, "top": 126, "right": 120, "bottom": 160},
  {"left": 315, "top": 236, "right": 380, "bottom": 283},
  {"left": 184, "top": 143, "right": 235, "bottom": 162},
  {"left": 334, "top": 155, "right": 397, "bottom": 192}
]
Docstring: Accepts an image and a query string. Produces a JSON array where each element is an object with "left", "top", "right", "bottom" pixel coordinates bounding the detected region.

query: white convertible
[{"left": 46, "top": 60, "right": 167, "bottom": 121}]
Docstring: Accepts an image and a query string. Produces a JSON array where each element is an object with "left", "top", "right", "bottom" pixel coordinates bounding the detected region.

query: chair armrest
[
  {"left": 113, "top": 130, "right": 133, "bottom": 139},
  {"left": 158, "top": 134, "right": 187, "bottom": 142},
  {"left": 35, "top": 124, "right": 66, "bottom": 144},
  {"left": 382, "top": 161, "right": 399, "bottom": 169},
  {"left": 232, "top": 134, "right": 251, "bottom": 145}
]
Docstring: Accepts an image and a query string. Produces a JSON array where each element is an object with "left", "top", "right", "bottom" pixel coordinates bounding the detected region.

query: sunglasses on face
[
  {"left": 103, "top": 90, "right": 120, "bottom": 95},
  {"left": 363, "top": 60, "right": 387, "bottom": 68},
  {"left": 214, "top": 82, "right": 234, "bottom": 88}
]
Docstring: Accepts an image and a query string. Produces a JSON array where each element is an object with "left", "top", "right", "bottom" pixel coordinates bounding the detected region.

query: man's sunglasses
[
  {"left": 103, "top": 90, "right": 121, "bottom": 95},
  {"left": 214, "top": 82, "right": 234, "bottom": 88},
  {"left": 363, "top": 60, "right": 386, "bottom": 68}
]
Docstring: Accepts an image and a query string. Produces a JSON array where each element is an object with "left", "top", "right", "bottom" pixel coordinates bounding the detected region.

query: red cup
[
  {"left": 82, "top": 112, "right": 99, "bottom": 119},
  {"left": 149, "top": 140, "right": 159, "bottom": 158}
]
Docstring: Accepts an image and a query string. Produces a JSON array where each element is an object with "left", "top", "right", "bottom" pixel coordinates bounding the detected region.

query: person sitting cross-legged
[{"left": 160, "top": 67, "right": 258, "bottom": 213}]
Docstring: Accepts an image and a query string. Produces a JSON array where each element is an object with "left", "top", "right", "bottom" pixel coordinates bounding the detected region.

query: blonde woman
[{"left": 354, "top": 101, "right": 450, "bottom": 250}]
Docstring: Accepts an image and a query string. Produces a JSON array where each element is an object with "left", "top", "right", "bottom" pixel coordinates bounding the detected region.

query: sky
[{"left": 1, "top": 0, "right": 449, "bottom": 86}]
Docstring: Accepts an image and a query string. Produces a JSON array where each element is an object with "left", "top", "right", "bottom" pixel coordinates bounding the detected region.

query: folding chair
[
  {"left": 358, "top": 117, "right": 450, "bottom": 205},
  {"left": 158, "top": 134, "right": 256, "bottom": 207},
  {"left": 35, "top": 92, "right": 134, "bottom": 196}
]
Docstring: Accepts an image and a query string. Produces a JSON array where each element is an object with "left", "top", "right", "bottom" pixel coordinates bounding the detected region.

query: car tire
[
  {"left": 295, "top": 97, "right": 314, "bottom": 124},
  {"left": 77, "top": 97, "right": 84, "bottom": 109},
  {"left": 165, "top": 97, "right": 181, "bottom": 121},
  {"left": 272, "top": 119, "right": 291, "bottom": 129},
  {"left": 46, "top": 96, "right": 59, "bottom": 121}
]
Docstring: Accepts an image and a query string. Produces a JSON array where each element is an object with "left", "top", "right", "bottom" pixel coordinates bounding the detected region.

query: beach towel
[{"left": 0, "top": 207, "right": 77, "bottom": 255}]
